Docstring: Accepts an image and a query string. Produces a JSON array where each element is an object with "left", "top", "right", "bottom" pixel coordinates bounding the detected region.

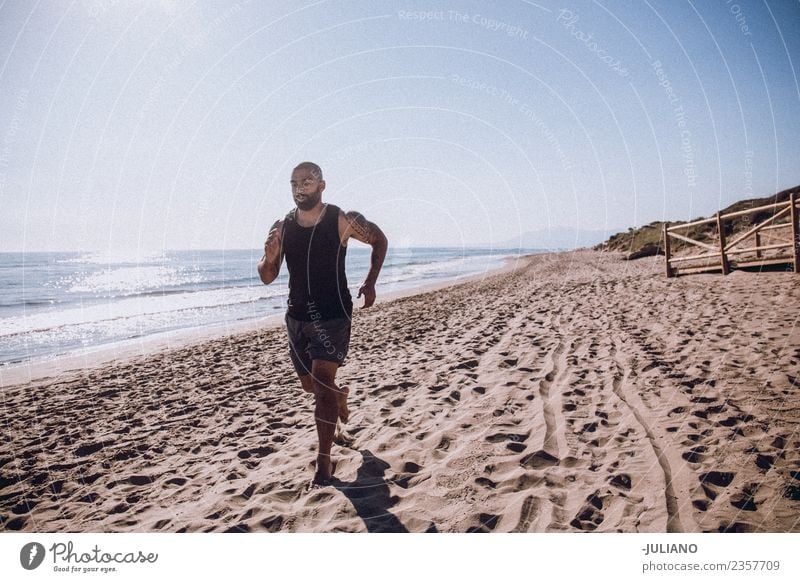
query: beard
[{"left": 294, "top": 187, "right": 322, "bottom": 211}]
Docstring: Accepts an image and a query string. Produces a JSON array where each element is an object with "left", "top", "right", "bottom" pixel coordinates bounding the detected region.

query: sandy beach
[{"left": 1, "top": 250, "right": 798, "bottom": 533}]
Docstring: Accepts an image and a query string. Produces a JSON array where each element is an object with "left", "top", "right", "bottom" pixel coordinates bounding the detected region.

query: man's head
[{"left": 290, "top": 162, "right": 325, "bottom": 211}]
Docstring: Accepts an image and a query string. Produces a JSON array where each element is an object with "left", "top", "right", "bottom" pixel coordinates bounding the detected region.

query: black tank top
[{"left": 282, "top": 203, "right": 352, "bottom": 321}]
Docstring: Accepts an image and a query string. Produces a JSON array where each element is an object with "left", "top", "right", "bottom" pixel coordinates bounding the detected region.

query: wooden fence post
[
  {"left": 663, "top": 223, "right": 674, "bottom": 277},
  {"left": 791, "top": 192, "right": 799, "bottom": 274},
  {"left": 717, "top": 211, "right": 730, "bottom": 275}
]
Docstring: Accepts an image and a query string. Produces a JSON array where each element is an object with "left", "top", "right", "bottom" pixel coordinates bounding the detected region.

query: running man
[{"left": 257, "top": 162, "right": 388, "bottom": 487}]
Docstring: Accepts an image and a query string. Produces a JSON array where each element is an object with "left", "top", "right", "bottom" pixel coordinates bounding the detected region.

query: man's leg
[
  {"left": 310, "top": 359, "right": 342, "bottom": 485},
  {"left": 287, "top": 315, "right": 315, "bottom": 394},
  {"left": 296, "top": 372, "right": 347, "bottom": 423},
  {"left": 307, "top": 317, "right": 351, "bottom": 424},
  {"left": 297, "top": 373, "right": 315, "bottom": 394}
]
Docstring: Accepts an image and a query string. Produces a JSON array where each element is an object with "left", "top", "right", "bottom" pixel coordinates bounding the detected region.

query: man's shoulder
[
  {"left": 340, "top": 208, "right": 365, "bottom": 222},
  {"left": 335, "top": 205, "right": 356, "bottom": 223},
  {"left": 338, "top": 208, "right": 370, "bottom": 233}
]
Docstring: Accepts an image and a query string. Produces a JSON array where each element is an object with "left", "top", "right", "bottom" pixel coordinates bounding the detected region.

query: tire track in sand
[{"left": 611, "top": 337, "right": 699, "bottom": 532}]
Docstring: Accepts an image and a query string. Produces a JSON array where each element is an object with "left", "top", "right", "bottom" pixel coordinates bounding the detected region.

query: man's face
[{"left": 290, "top": 169, "right": 324, "bottom": 211}]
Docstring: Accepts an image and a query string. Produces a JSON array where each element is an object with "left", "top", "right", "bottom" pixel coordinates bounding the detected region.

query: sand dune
[{"left": 1, "top": 250, "right": 798, "bottom": 532}]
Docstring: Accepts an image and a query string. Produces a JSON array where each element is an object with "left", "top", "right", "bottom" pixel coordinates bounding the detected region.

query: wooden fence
[{"left": 664, "top": 192, "right": 800, "bottom": 277}]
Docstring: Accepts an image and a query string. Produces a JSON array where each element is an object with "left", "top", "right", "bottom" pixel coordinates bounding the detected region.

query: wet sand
[{"left": 1, "top": 250, "right": 798, "bottom": 532}]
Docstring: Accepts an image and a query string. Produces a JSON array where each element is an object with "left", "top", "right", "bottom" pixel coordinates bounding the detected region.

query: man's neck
[{"left": 296, "top": 201, "right": 326, "bottom": 225}]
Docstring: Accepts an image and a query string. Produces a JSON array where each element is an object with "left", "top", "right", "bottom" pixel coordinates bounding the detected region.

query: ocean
[{"left": 0, "top": 247, "right": 538, "bottom": 368}]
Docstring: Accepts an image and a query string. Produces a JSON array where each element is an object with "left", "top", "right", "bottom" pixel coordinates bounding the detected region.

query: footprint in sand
[
  {"left": 485, "top": 432, "right": 529, "bottom": 454},
  {"left": 609, "top": 473, "right": 632, "bottom": 490},
  {"left": 730, "top": 483, "right": 759, "bottom": 511},
  {"left": 570, "top": 492, "right": 605, "bottom": 531},
  {"left": 475, "top": 476, "right": 498, "bottom": 490},
  {"left": 520, "top": 450, "right": 559, "bottom": 469},
  {"left": 466, "top": 513, "right": 500, "bottom": 532}
]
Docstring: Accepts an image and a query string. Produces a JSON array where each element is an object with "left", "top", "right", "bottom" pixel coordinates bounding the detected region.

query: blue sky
[{"left": 1, "top": 0, "right": 798, "bottom": 252}]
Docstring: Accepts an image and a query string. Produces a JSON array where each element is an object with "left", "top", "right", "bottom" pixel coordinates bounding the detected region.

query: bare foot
[
  {"left": 309, "top": 474, "right": 332, "bottom": 489},
  {"left": 310, "top": 456, "right": 335, "bottom": 488},
  {"left": 336, "top": 386, "right": 349, "bottom": 424}
]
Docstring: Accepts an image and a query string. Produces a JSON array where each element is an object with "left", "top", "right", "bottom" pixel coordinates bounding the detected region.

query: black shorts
[{"left": 285, "top": 314, "right": 351, "bottom": 376}]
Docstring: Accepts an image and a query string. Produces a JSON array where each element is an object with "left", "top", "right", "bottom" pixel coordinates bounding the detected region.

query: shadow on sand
[{"left": 332, "top": 449, "right": 414, "bottom": 533}]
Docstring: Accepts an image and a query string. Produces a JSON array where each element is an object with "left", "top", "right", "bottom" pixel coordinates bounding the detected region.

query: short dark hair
[{"left": 293, "top": 161, "right": 323, "bottom": 180}]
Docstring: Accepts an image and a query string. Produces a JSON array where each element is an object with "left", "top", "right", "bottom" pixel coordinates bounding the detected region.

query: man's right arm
[{"left": 257, "top": 219, "right": 283, "bottom": 284}]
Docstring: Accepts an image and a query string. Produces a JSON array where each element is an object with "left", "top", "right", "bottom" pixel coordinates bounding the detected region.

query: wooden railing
[{"left": 663, "top": 192, "right": 800, "bottom": 277}]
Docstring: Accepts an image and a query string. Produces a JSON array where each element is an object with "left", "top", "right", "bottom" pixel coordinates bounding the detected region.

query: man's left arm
[{"left": 341, "top": 210, "right": 388, "bottom": 307}]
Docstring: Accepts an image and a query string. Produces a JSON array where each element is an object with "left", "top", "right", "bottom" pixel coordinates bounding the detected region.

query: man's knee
[
  {"left": 312, "top": 376, "right": 337, "bottom": 399},
  {"left": 311, "top": 375, "right": 338, "bottom": 406},
  {"left": 311, "top": 361, "right": 338, "bottom": 390}
]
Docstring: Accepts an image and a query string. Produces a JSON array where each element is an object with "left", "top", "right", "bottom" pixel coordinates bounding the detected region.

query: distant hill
[{"left": 594, "top": 185, "right": 800, "bottom": 260}]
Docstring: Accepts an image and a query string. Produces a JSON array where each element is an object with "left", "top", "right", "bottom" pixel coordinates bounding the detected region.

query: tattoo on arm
[
  {"left": 344, "top": 210, "right": 387, "bottom": 287},
  {"left": 345, "top": 211, "right": 374, "bottom": 243}
]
